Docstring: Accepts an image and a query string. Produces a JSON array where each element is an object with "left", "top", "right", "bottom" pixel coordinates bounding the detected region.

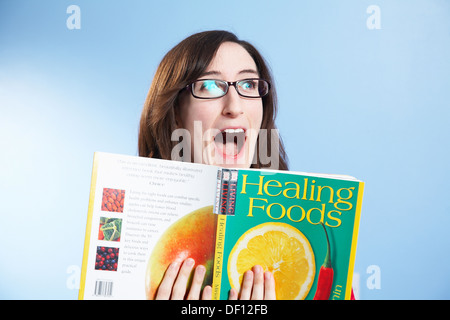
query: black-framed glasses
[{"left": 185, "top": 78, "right": 271, "bottom": 99}]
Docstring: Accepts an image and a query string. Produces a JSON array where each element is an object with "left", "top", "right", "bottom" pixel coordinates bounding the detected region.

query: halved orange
[{"left": 227, "top": 222, "right": 315, "bottom": 300}]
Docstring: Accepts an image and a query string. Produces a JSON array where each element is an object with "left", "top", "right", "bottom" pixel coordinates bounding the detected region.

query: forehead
[{"left": 204, "top": 42, "right": 258, "bottom": 77}]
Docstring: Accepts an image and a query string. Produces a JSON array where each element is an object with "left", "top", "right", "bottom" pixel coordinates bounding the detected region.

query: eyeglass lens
[{"left": 192, "top": 79, "right": 268, "bottom": 98}]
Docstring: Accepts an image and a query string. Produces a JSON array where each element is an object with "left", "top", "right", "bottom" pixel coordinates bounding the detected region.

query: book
[{"left": 79, "top": 152, "right": 364, "bottom": 300}]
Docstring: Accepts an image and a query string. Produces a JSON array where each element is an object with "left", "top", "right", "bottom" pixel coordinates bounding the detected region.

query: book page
[
  {"left": 246, "top": 167, "right": 360, "bottom": 181},
  {"left": 79, "top": 152, "right": 218, "bottom": 299}
]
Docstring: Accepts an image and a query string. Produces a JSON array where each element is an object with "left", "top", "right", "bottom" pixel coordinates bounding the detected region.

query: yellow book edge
[
  {"left": 345, "top": 181, "right": 365, "bottom": 300},
  {"left": 212, "top": 214, "right": 227, "bottom": 300},
  {"left": 78, "top": 153, "right": 99, "bottom": 300}
]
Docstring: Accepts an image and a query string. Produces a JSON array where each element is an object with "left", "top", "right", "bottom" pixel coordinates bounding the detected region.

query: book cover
[
  {"left": 79, "top": 152, "right": 363, "bottom": 300},
  {"left": 79, "top": 152, "right": 218, "bottom": 299},
  {"left": 212, "top": 169, "right": 364, "bottom": 300}
]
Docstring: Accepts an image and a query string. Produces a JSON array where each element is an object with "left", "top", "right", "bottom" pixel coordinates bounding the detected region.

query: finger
[
  {"left": 186, "top": 265, "right": 206, "bottom": 300},
  {"left": 239, "top": 270, "right": 253, "bottom": 300},
  {"left": 264, "top": 271, "right": 276, "bottom": 300},
  {"left": 202, "top": 285, "right": 212, "bottom": 300},
  {"left": 171, "top": 258, "right": 195, "bottom": 299},
  {"left": 251, "top": 265, "right": 264, "bottom": 300},
  {"left": 155, "top": 261, "right": 180, "bottom": 300},
  {"left": 228, "top": 288, "right": 238, "bottom": 300}
]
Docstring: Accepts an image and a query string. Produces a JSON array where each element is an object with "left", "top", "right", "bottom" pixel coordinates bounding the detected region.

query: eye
[
  {"left": 200, "top": 80, "right": 225, "bottom": 94},
  {"left": 200, "top": 80, "right": 220, "bottom": 91},
  {"left": 239, "top": 80, "right": 257, "bottom": 91}
]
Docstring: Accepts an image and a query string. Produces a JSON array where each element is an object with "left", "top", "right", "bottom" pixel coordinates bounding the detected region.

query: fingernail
[
  {"left": 186, "top": 258, "right": 195, "bottom": 267},
  {"left": 196, "top": 265, "right": 205, "bottom": 275}
]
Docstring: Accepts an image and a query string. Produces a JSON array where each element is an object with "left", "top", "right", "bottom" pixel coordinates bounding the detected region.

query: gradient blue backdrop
[{"left": 1, "top": 0, "right": 449, "bottom": 299}]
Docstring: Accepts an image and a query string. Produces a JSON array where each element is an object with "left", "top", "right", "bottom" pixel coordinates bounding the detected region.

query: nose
[{"left": 221, "top": 85, "right": 244, "bottom": 118}]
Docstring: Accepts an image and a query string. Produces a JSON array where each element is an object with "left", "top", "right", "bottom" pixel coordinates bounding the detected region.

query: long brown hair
[{"left": 138, "top": 30, "right": 289, "bottom": 170}]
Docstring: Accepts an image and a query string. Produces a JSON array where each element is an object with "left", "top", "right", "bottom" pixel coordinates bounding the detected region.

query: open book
[{"left": 79, "top": 152, "right": 364, "bottom": 300}]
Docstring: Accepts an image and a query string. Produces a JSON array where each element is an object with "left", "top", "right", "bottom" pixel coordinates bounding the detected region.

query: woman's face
[{"left": 177, "top": 42, "right": 263, "bottom": 168}]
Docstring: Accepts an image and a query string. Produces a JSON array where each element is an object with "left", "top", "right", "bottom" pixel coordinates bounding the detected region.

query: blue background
[{"left": 1, "top": 0, "right": 449, "bottom": 299}]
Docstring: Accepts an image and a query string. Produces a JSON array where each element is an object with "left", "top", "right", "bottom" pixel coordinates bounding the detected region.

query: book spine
[
  {"left": 214, "top": 169, "right": 239, "bottom": 216},
  {"left": 212, "top": 169, "right": 240, "bottom": 300},
  {"left": 225, "top": 170, "right": 238, "bottom": 216},
  {"left": 213, "top": 168, "right": 223, "bottom": 214},
  {"left": 345, "top": 181, "right": 365, "bottom": 299},
  {"left": 79, "top": 152, "right": 100, "bottom": 300},
  {"left": 212, "top": 214, "right": 227, "bottom": 300},
  {"left": 218, "top": 169, "right": 230, "bottom": 215}
]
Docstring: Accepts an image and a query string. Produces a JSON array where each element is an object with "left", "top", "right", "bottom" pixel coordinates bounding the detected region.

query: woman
[{"left": 138, "top": 30, "right": 289, "bottom": 300}]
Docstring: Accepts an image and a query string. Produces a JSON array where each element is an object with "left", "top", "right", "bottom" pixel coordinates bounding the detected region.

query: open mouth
[{"left": 213, "top": 128, "right": 247, "bottom": 158}]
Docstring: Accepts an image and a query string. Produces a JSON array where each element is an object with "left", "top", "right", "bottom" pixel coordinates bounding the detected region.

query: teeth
[{"left": 222, "top": 128, "right": 245, "bottom": 133}]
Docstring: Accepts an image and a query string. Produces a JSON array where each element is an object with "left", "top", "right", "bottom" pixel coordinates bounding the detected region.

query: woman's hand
[
  {"left": 228, "top": 265, "right": 276, "bottom": 300},
  {"left": 155, "top": 258, "right": 212, "bottom": 300},
  {"left": 154, "top": 259, "right": 276, "bottom": 300}
]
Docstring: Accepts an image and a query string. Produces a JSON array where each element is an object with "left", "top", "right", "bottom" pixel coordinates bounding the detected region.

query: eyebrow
[{"left": 200, "top": 69, "right": 259, "bottom": 78}]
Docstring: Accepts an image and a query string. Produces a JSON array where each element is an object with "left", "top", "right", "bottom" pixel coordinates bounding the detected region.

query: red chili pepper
[{"left": 313, "top": 222, "right": 334, "bottom": 300}]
